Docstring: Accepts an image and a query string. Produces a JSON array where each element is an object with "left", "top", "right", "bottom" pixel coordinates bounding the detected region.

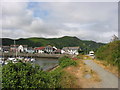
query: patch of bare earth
[
  {"left": 93, "top": 59, "right": 119, "bottom": 77},
  {"left": 64, "top": 60, "right": 101, "bottom": 88}
]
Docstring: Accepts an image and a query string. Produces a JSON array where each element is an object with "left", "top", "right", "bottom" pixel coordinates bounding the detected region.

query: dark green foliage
[
  {"left": 1, "top": 36, "right": 105, "bottom": 52},
  {"left": 59, "top": 56, "right": 77, "bottom": 68},
  {"left": 2, "top": 56, "right": 78, "bottom": 88},
  {"left": 49, "top": 67, "right": 63, "bottom": 88},
  {"left": 2, "top": 62, "right": 61, "bottom": 88},
  {"left": 2, "top": 38, "right": 14, "bottom": 46},
  {"left": 96, "top": 40, "right": 120, "bottom": 68}
]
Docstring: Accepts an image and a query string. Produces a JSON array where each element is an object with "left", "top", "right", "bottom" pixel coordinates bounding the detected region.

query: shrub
[
  {"left": 2, "top": 62, "right": 61, "bottom": 88},
  {"left": 59, "top": 56, "right": 77, "bottom": 68},
  {"left": 96, "top": 40, "right": 120, "bottom": 68},
  {"left": 2, "top": 56, "right": 78, "bottom": 88}
]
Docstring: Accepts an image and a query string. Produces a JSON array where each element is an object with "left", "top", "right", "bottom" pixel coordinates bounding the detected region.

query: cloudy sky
[{"left": 1, "top": 0, "right": 118, "bottom": 43}]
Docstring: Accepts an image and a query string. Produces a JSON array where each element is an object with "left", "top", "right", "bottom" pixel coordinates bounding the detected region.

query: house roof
[
  {"left": 35, "top": 47, "right": 45, "bottom": 50},
  {"left": 54, "top": 49, "right": 61, "bottom": 52}
]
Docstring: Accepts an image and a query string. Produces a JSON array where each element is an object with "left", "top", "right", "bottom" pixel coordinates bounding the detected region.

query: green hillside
[
  {"left": 95, "top": 40, "right": 120, "bottom": 68},
  {"left": 2, "top": 36, "right": 105, "bottom": 52}
]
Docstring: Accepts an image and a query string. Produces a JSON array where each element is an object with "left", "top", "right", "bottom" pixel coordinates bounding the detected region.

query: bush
[
  {"left": 59, "top": 56, "right": 77, "bottom": 68},
  {"left": 96, "top": 40, "right": 120, "bottom": 68},
  {"left": 2, "top": 56, "right": 78, "bottom": 88},
  {"left": 2, "top": 62, "right": 61, "bottom": 88}
]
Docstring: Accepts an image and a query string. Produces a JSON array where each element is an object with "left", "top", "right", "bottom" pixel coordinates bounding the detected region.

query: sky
[{"left": 1, "top": 0, "right": 119, "bottom": 43}]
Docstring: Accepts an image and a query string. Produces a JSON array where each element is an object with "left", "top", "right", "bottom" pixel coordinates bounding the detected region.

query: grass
[
  {"left": 93, "top": 59, "right": 119, "bottom": 77},
  {"left": 49, "top": 55, "right": 101, "bottom": 88},
  {"left": 78, "top": 60, "right": 101, "bottom": 82},
  {"left": 48, "top": 56, "right": 79, "bottom": 88},
  {"left": 77, "top": 54, "right": 94, "bottom": 60},
  {"left": 61, "top": 59, "right": 101, "bottom": 88},
  {"left": 78, "top": 54, "right": 119, "bottom": 78},
  {"left": 59, "top": 70, "right": 79, "bottom": 88}
]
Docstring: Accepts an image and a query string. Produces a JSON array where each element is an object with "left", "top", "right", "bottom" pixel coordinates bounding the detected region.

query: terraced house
[{"left": 61, "top": 47, "right": 80, "bottom": 55}]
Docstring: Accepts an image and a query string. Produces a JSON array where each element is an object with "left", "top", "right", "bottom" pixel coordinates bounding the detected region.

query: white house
[
  {"left": 18, "top": 45, "right": 24, "bottom": 52},
  {"left": 10, "top": 45, "right": 27, "bottom": 52},
  {"left": 18, "top": 45, "right": 27, "bottom": 52},
  {"left": 34, "top": 47, "right": 45, "bottom": 53},
  {"left": 53, "top": 46, "right": 57, "bottom": 50},
  {"left": 61, "top": 47, "right": 80, "bottom": 55},
  {"left": 44, "top": 45, "right": 57, "bottom": 54}
]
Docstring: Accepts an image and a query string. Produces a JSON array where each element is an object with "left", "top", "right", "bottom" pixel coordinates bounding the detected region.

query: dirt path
[{"left": 83, "top": 60, "right": 119, "bottom": 88}]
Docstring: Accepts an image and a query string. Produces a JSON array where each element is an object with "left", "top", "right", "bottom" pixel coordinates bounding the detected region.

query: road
[{"left": 83, "top": 60, "right": 119, "bottom": 88}]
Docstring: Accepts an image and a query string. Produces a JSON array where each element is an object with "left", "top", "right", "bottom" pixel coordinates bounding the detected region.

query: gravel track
[{"left": 83, "top": 60, "right": 119, "bottom": 88}]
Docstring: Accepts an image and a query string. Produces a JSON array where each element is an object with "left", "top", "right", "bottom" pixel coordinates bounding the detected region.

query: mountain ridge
[{"left": 1, "top": 36, "right": 105, "bottom": 51}]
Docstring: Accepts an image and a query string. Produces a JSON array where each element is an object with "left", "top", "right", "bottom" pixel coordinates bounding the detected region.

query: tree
[{"left": 111, "top": 35, "right": 119, "bottom": 42}]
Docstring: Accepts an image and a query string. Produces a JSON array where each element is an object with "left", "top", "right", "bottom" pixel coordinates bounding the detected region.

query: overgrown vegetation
[
  {"left": 59, "top": 56, "right": 77, "bottom": 68},
  {"left": 95, "top": 40, "right": 120, "bottom": 69},
  {"left": 2, "top": 62, "right": 61, "bottom": 88},
  {"left": 2, "top": 56, "right": 78, "bottom": 88}
]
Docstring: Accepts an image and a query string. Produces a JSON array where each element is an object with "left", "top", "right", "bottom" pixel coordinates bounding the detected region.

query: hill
[
  {"left": 2, "top": 36, "right": 105, "bottom": 52},
  {"left": 95, "top": 40, "right": 120, "bottom": 68}
]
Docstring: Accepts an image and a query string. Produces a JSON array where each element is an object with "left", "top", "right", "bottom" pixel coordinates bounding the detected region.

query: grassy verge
[
  {"left": 56, "top": 55, "right": 101, "bottom": 88},
  {"left": 79, "top": 54, "right": 119, "bottom": 78},
  {"left": 93, "top": 59, "right": 119, "bottom": 77},
  {"left": 50, "top": 56, "right": 79, "bottom": 88},
  {"left": 95, "top": 40, "right": 120, "bottom": 77},
  {"left": 76, "top": 54, "right": 94, "bottom": 60}
]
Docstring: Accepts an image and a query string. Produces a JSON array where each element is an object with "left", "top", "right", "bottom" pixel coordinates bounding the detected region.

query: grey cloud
[{"left": 1, "top": 2, "right": 118, "bottom": 43}]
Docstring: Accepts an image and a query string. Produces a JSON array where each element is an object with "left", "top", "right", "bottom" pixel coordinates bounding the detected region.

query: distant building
[
  {"left": 61, "top": 47, "right": 80, "bottom": 55},
  {"left": 34, "top": 45, "right": 58, "bottom": 54},
  {"left": 26, "top": 47, "right": 34, "bottom": 53},
  {"left": 53, "top": 46, "right": 57, "bottom": 50},
  {"left": 44, "top": 45, "right": 57, "bottom": 54},
  {"left": 2, "top": 46, "right": 10, "bottom": 52},
  {"left": 10, "top": 45, "right": 28, "bottom": 52},
  {"left": 53, "top": 49, "right": 61, "bottom": 54},
  {"left": 34, "top": 47, "right": 45, "bottom": 53},
  {"left": 10, "top": 45, "right": 19, "bottom": 52},
  {"left": 18, "top": 45, "right": 28, "bottom": 52},
  {"left": 89, "top": 51, "right": 94, "bottom": 56}
]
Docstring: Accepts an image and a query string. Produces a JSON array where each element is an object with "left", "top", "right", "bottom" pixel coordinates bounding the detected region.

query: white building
[
  {"left": 18, "top": 45, "right": 24, "bottom": 52},
  {"left": 18, "top": 45, "right": 27, "bottom": 52},
  {"left": 34, "top": 47, "right": 45, "bottom": 53},
  {"left": 89, "top": 51, "right": 94, "bottom": 56},
  {"left": 61, "top": 47, "right": 80, "bottom": 55}
]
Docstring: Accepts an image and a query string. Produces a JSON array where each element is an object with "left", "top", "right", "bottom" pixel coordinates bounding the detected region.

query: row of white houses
[
  {"left": 1, "top": 45, "right": 81, "bottom": 55},
  {"left": 34, "top": 45, "right": 80, "bottom": 55}
]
